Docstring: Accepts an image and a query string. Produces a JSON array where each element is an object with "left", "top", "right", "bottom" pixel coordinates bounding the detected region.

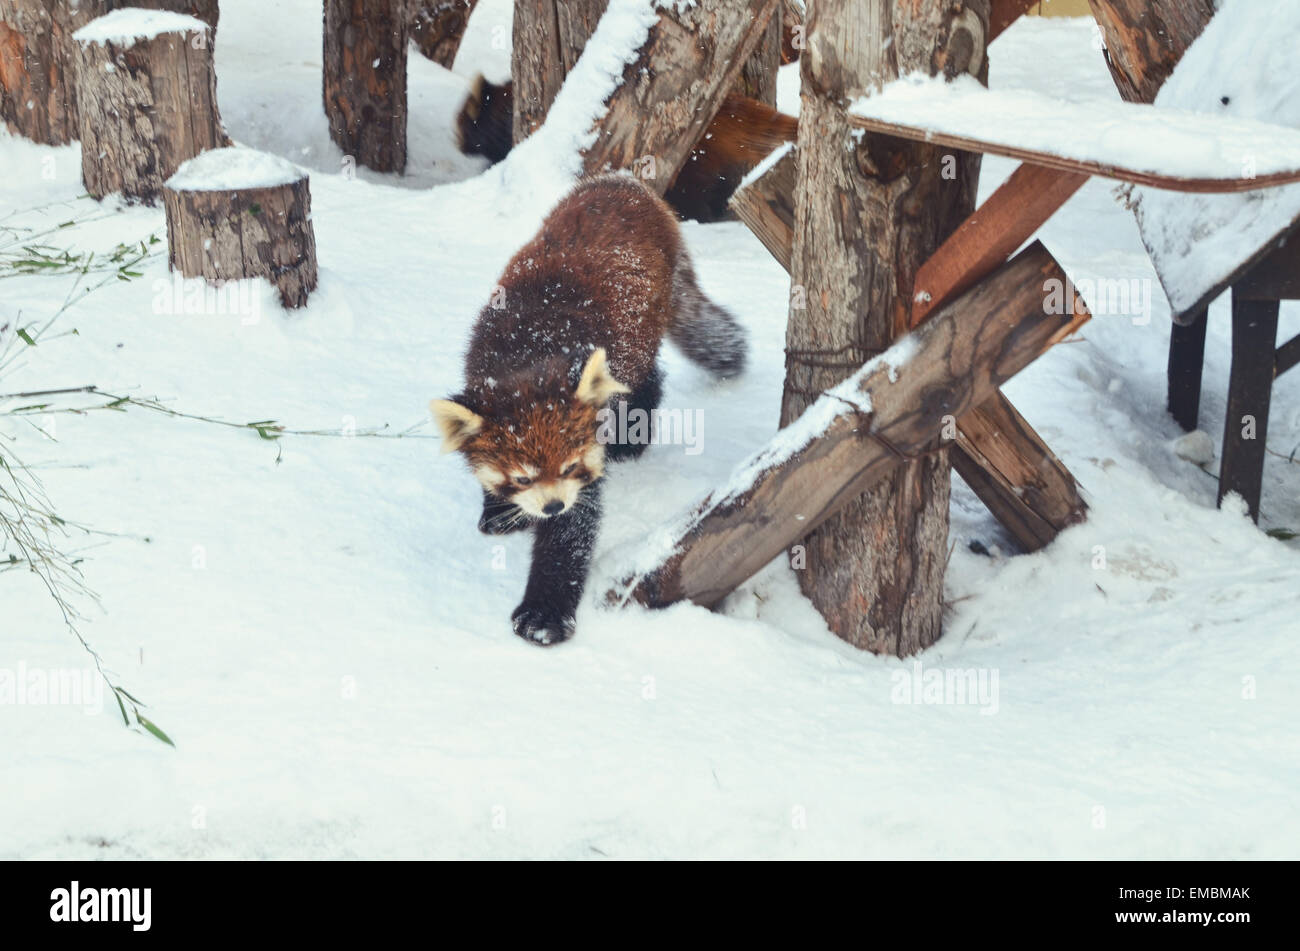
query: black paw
[
  {"left": 510, "top": 602, "right": 576, "bottom": 646},
  {"left": 478, "top": 498, "right": 528, "bottom": 535}
]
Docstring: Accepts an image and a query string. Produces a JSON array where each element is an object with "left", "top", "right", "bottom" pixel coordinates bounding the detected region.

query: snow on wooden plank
[
  {"left": 847, "top": 73, "right": 1300, "bottom": 193},
  {"left": 604, "top": 242, "right": 1089, "bottom": 612},
  {"left": 1129, "top": 0, "right": 1300, "bottom": 321}
]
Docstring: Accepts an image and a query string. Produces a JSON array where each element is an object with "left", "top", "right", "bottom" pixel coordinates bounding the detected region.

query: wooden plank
[
  {"left": 911, "top": 163, "right": 1087, "bottom": 325},
  {"left": 1234, "top": 231, "right": 1300, "bottom": 302},
  {"left": 1086, "top": 0, "right": 1215, "bottom": 104},
  {"left": 607, "top": 242, "right": 1091, "bottom": 611},
  {"left": 848, "top": 79, "right": 1300, "bottom": 193},
  {"left": 1276, "top": 333, "right": 1300, "bottom": 379},
  {"left": 1218, "top": 294, "right": 1279, "bottom": 522}
]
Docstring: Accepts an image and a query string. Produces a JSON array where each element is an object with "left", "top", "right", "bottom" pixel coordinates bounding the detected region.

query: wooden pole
[
  {"left": 323, "top": 0, "right": 408, "bottom": 174},
  {"left": 411, "top": 0, "right": 479, "bottom": 69},
  {"left": 1087, "top": 0, "right": 1215, "bottom": 104},
  {"left": 780, "top": 0, "right": 989, "bottom": 656},
  {"left": 609, "top": 243, "right": 1090, "bottom": 612}
]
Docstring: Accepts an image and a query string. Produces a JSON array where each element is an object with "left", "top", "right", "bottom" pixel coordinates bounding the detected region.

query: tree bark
[
  {"left": 164, "top": 156, "right": 319, "bottom": 309},
  {"left": 1087, "top": 0, "right": 1215, "bottom": 104},
  {"left": 510, "top": 0, "right": 606, "bottom": 145},
  {"left": 610, "top": 243, "right": 1089, "bottom": 611},
  {"left": 73, "top": 13, "right": 228, "bottom": 204},
  {"left": 735, "top": 6, "right": 780, "bottom": 107},
  {"left": 0, "top": 0, "right": 215, "bottom": 146},
  {"left": 411, "top": 0, "right": 478, "bottom": 69},
  {"left": 782, "top": 0, "right": 989, "bottom": 656},
  {"left": 323, "top": 0, "right": 407, "bottom": 174}
]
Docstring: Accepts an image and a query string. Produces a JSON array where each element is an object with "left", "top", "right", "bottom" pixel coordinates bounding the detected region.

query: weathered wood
[
  {"left": 779, "top": 0, "right": 803, "bottom": 63},
  {"left": 1167, "top": 308, "right": 1207, "bottom": 432},
  {"left": 735, "top": 152, "right": 1088, "bottom": 553},
  {"left": 1276, "top": 334, "right": 1300, "bottom": 379},
  {"left": 323, "top": 0, "right": 407, "bottom": 174},
  {"left": 989, "top": 0, "right": 1037, "bottom": 41},
  {"left": 1217, "top": 295, "right": 1278, "bottom": 523},
  {"left": 609, "top": 242, "right": 1090, "bottom": 614},
  {"left": 164, "top": 151, "right": 319, "bottom": 309},
  {"left": 1233, "top": 231, "right": 1300, "bottom": 303},
  {"left": 411, "top": 0, "right": 478, "bottom": 69},
  {"left": 510, "top": 0, "right": 605, "bottom": 144},
  {"left": 736, "top": 5, "right": 781, "bottom": 107},
  {"left": 910, "top": 164, "right": 1088, "bottom": 326},
  {"left": 72, "top": 11, "right": 228, "bottom": 204},
  {"left": 580, "top": 0, "right": 780, "bottom": 191},
  {"left": 728, "top": 145, "right": 797, "bottom": 269},
  {"left": 1087, "top": 0, "right": 1215, "bottom": 104},
  {"left": 781, "top": 0, "right": 989, "bottom": 656}
]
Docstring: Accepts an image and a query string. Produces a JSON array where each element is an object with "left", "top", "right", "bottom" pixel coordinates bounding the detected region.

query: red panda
[
  {"left": 430, "top": 174, "right": 747, "bottom": 646},
  {"left": 455, "top": 77, "right": 798, "bottom": 221}
]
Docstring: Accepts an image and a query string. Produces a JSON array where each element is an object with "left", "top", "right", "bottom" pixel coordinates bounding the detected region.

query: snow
[
  {"left": 167, "top": 147, "right": 304, "bottom": 192},
  {"left": 849, "top": 71, "right": 1300, "bottom": 186},
  {"left": 73, "top": 9, "right": 208, "bottom": 46},
  {"left": 738, "top": 140, "right": 793, "bottom": 192},
  {"left": 1130, "top": 0, "right": 1300, "bottom": 318},
  {"left": 2, "top": 9, "right": 1299, "bottom": 859}
]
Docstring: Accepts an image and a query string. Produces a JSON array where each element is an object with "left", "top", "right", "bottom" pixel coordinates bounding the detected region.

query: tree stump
[
  {"left": 72, "top": 8, "right": 228, "bottom": 204},
  {"left": 411, "top": 0, "right": 478, "bottom": 69},
  {"left": 0, "top": 0, "right": 218, "bottom": 146},
  {"left": 323, "top": 0, "right": 407, "bottom": 174},
  {"left": 163, "top": 148, "right": 319, "bottom": 309}
]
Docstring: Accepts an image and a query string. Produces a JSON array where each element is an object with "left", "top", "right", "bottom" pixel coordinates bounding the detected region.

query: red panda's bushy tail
[{"left": 669, "top": 255, "right": 747, "bottom": 379}]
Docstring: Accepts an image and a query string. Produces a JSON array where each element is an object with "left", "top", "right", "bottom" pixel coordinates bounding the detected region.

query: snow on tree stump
[
  {"left": 323, "top": 0, "right": 407, "bottom": 174},
  {"left": 163, "top": 148, "right": 318, "bottom": 310},
  {"left": 72, "top": 8, "right": 228, "bottom": 204}
]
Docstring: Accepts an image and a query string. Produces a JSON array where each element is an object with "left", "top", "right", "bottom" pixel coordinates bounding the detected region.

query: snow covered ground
[{"left": 2, "top": 5, "right": 1298, "bottom": 859}]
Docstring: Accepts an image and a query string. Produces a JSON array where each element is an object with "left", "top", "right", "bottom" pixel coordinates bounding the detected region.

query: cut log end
[{"left": 164, "top": 149, "right": 318, "bottom": 309}]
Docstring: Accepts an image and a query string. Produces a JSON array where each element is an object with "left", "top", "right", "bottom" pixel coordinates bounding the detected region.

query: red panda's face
[{"left": 431, "top": 348, "right": 631, "bottom": 518}]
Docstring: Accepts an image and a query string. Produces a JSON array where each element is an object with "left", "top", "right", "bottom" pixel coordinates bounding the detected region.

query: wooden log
[
  {"left": 579, "top": 0, "right": 780, "bottom": 191},
  {"left": 1167, "top": 308, "right": 1207, "bottom": 432},
  {"left": 733, "top": 155, "right": 1088, "bottom": 552},
  {"left": 779, "top": 0, "right": 803, "bottom": 64},
  {"left": 163, "top": 148, "right": 319, "bottom": 309},
  {"left": 323, "top": 0, "right": 407, "bottom": 174},
  {"left": 780, "top": 0, "right": 989, "bottom": 656},
  {"left": 411, "top": 0, "right": 478, "bottom": 69},
  {"left": 1217, "top": 294, "right": 1278, "bottom": 523},
  {"left": 1087, "top": 0, "right": 1215, "bottom": 104},
  {"left": 72, "top": 9, "right": 228, "bottom": 204},
  {"left": 511, "top": 0, "right": 606, "bottom": 145},
  {"left": 735, "top": 5, "right": 781, "bottom": 108},
  {"left": 0, "top": 1, "right": 216, "bottom": 146},
  {"left": 989, "top": 0, "right": 1036, "bottom": 42},
  {"left": 608, "top": 242, "right": 1090, "bottom": 614}
]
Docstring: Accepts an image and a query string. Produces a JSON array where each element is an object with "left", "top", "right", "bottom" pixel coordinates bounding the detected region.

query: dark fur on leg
[
  {"left": 603, "top": 362, "right": 664, "bottom": 463},
  {"left": 511, "top": 481, "right": 602, "bottom": 646},
  {"left": 478, "top": 489, "right": 530, "bottom": 535}
]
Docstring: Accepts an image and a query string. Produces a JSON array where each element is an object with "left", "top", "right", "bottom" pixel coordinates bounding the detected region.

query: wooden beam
[
  {"left": 608, "top": 242, "right": 1090, "bottom": 610},
  {"left": 731, "top": 155, "right": 1089, "bottom": 551},
  {"left": 1218, "top": 294, "right": 1279, "bottom": 522},
  {"left": 1276, "top": 333, "right": 1300, "bottom": 379},
  {"left": 1167, "top": 308, "right": 1208, "bottom": 432},
  {"left": 990, "top": 0, "right": 1038, "bottom": 42},
  {"left": 580, "top": 0, "right": 780, "bottom": 191},
  {"left": 1086, "top": 0, "right": 1215, "bottom": 104}
]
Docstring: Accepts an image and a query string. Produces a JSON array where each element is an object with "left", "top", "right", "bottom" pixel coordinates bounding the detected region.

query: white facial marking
[{"left": 512, "top": 479, "right": 583, "bottom": 517}]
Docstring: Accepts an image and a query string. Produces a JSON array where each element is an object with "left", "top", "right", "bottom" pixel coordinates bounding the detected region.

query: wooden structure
[
  {"left": 1114, "top": 0, "right": 1300, "bottom": 522},
  {"left": 607, "top": 0, "right": 1300, "bottom": 629},
  {"left": 163, "top": 148, "right": 319, "bottom": 309},
  {"left": 0, "top": 0, "right": 217, "bottom": 146},
  {"left": 72, "top": 9, "right": 228, "bottom": 204},
  {"left": 323, "top": 0, "right": 407, "bottom": 174},
  {"left": 411, "top": 0, "right": 478, "bottom": 69}
]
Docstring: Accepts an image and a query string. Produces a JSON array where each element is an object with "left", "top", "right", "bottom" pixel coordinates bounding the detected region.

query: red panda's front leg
[{"left": 511, "top": 481, "right": 603, "bottom": 646}]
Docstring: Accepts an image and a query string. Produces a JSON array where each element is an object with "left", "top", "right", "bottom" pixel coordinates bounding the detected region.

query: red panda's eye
[
  {"left": 560, "top": 463, "right": 576, "bottom": 477},
  {"left": 514, "top": 475, "right": 532, "bottom": 486}
]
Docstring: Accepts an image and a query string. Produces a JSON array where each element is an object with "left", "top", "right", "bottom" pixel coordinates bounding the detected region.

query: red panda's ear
[
  {"left": 575, "top": 348, "right": 631, "bottom": 406},
  {"left": 430, "top": 399, "right": 484, "bottom": 453}
]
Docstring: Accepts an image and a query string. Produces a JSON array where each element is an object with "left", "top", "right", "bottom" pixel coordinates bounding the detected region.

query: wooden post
[
  {"left": 510, "top": 0, "right": 606, "bottom": 145},
  {"left": 72, "top": 10, "right": 228, "bottom": 204},
  {"left": 163, "top": 148, "right": 319, "bottom": 309},
  {"left": 323, "top": 0, "right": 407, "bottom": 174},
  {"left": 0, "top": 1, "right": 218, "bottom": 146},
  {"left": 780, "top": 0, "right": 989, "bottom": 656},
  {"left": 1167, "top": 308, "right": 1208, "bottom": 433},
  {"left": 1217, "top": 295, "right": 1278, "bottom": 522},
  {"left": 735, "top": 7, "right": 781, "bottom": 107},
  {"left": 609, "top": 243, "right": 1089, "bottom": 612},
  {"left": 1087, "top": 0, "right": 1215, "bottom": 104},
  {"left": 727, "top": 145, "right": 797, "bottom": 268},
  {"left": 411, "top": 0, "right": 479, "bottom": 69}
]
